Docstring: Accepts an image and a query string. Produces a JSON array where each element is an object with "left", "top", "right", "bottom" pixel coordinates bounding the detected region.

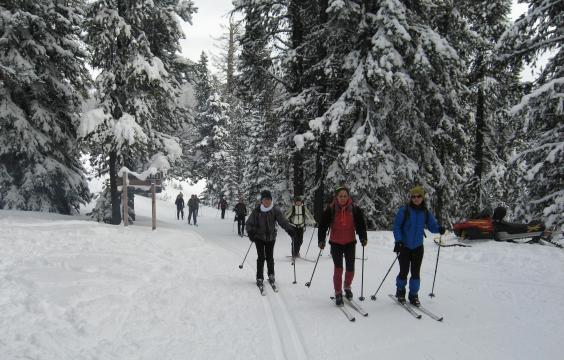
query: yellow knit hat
[{"left": 409, "top": 186, "right": 425, "bottom": 197}]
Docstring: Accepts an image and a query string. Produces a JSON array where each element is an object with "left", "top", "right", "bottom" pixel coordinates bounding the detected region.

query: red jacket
[{"left": 318, "top": 198, "right": 367, "bottom": 246}]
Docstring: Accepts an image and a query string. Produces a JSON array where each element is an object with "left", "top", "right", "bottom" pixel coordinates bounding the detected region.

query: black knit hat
[{"left": 260, "top": 190, "right": 272, "bottom": 200}]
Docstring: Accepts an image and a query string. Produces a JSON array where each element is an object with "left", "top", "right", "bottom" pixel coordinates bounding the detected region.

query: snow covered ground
[{"left": 1, "top": 193, "right": 563, "bottom": 360}]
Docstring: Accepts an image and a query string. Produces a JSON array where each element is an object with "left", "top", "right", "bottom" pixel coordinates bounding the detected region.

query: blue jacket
[{"left": 393, "top": 205, "right": 440, "bottom": 249}]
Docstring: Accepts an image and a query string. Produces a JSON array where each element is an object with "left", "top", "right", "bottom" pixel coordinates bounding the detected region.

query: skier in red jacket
[{"left": 318, "top": 186, "right": 367, "bottom": 306}]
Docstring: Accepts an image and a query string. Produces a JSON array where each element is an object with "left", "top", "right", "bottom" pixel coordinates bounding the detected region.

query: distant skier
[
  {"left": 318, "top": 186, "right": 367, "bottom": 306},
  {"left": 218, "top": 196, "right": 228, "bottom": 219},
  {"left": 187, "top": 194, "right": 199, "bottom": 225},
  {"left": 246, "top": 190, "right": 296, "bottom": 288},
  {"left": 392, "top": 186, "right": 445, "bottom": 306},
  {"left": 175, "top": 192, "right": 185, "bottom": 220},
  {"left": 233, "top": 197, "right": 247, "bottom": 237},
  {"left": 285, "top": 195, "right": 316, "bottom": 257}
]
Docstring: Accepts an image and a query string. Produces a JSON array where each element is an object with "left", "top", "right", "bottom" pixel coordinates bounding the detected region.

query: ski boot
[
  {"left": 409, "top": 293, "right": 420, "bottom": 307},
  {"left": 268, "top": 274, "right": 275, "bottom": 286},
  {"left": 344, "top": 288, "right": 353, "bottom": 301},
  {"left": 335, "top": 293, "right": 344, "bottom": 306},
  {"left": 396, "top": 288, "right": 406, "bottom": 304}
]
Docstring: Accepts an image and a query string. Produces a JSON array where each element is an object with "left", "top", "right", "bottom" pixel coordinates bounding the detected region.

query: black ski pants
[
  {"left": 397, "top": 245, "right": 424, "bottom": 281},
  {"left": 236, "top": 215, "right": 246, "bottom": 236},
  {"left": 292, "top": 227, "right": 304, "bottom": 256},
  {"left": 188, "top": 207, "right": 198, "bottom": 224},
  {"left": 177, "top": 207, "right": 184, "bottom": 220},
  {"left": 255, "top": 240, "right": 275, "bottom": 280},
  {"left": 221, "top": 208, "right": 226, "bottom": 219}
]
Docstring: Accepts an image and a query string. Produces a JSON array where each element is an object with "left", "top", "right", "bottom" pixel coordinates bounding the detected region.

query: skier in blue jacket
[{"left": 393, "top": 186, "right": 445, "bottom": 306}]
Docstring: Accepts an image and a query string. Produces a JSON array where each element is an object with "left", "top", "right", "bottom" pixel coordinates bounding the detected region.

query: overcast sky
[{"left": 179, "top": 0, "right": 234, "bottom": 69}]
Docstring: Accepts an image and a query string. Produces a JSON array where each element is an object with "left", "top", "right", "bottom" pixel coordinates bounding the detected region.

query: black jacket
[
  {"left": 246, "top": 205, "right": 294, "bottom": 242},
  {"left": 234, "top": 202, "right": 247, "bottom": 218}
]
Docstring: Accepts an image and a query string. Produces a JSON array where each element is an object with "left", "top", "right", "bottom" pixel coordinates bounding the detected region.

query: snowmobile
[{"left": 452, "top": 207, "right": 560, "bottom": 248}]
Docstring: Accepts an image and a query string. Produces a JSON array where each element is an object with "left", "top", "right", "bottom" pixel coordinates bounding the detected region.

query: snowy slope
[{"left": 1, "top": 194, "right": 563, "bottom": 360}]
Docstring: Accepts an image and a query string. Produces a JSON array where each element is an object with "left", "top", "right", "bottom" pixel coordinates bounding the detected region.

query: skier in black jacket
[
  {"left": 233, "top": 198, "right": 247, "bottom": 237},
  {"left": 175, "top": 193, "right": 185, "bottom": 220},
  {"left": 246, "top": 190, "right": 296, "bottom": 288}
]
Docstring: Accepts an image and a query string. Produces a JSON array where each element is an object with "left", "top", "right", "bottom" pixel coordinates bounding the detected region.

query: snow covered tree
[
  {"left": 194, "top": 51, "right": 213, "bottom": 112},
  {"left": 234, "top": 0, "right": 282, "bottom": 202},
  {"left": 195, "top": 93, "right": 232, "bottom": 203},
  {"left": 497, "top": 0, "right": 563, "bottom": 228},
  {"left": 295, "top": 0, "right": 470, "bottom": 227},
  {"left": 0, "top": 0, "right": 91, "bottom": 214},
  {"left": 82, "top": 0, "right": 196, "bottom": 224}
]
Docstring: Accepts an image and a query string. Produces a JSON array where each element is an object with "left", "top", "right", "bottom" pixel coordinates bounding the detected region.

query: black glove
[
  {"left": 393, "top": 242, "right": 403, "bottom": 253},
  {"left": 318, "top": 241, "right": 325, "bottom": 250},
  {"left": 248, "top": 232, "right": 256, "bottom": 242},
  {"left": 439, "top": 226, "right": 446, "bottom": 235},
  {"left": 360, "top": 238, "right": 367, "bottom": 247}
]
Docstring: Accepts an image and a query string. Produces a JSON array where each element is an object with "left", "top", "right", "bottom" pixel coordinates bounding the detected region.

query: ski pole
[
  {"left": 292, "top": 236, "right": 297, "bottom": 284},
  {"left": 232, "top": 218, "right": 235, "bottom": 233},
  {"left": 304, "top": 227, "right": 316, "bottom": 259},
  {"left": 370, "top": 253, "right": 399, "bottom": 300},
  {"left": 359, "top": 245, "right": 366, "bottom": 301},
  {"left": 429, "top": 234, "right": 442, "bottom": 298},
  {"left": 238, "top": 242, "right": 253, "bottom": 269},
  {"left": 305, "top": 249, "right": 323, "bottom": 287}
]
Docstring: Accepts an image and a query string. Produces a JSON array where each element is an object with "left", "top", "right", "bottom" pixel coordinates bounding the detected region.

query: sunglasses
[{"left": 411, "top": 195, "right": 423, "bottom": 199}]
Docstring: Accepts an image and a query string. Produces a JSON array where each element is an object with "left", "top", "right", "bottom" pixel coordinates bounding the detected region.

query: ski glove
[
  {"left": 360, "top": 238, "right": 367, "bottom": 247},
  {"left": 439, "top": 226, "right": 446, "bottom": 235},
  {"left": 318, "top": 241, "right": 325, "bottom": 250},
  {"left": 248, "top": 232, "right": 256, "bottom": 242},
  {"left": 393, "top": 242, "right": 403, "bottom": 253}
]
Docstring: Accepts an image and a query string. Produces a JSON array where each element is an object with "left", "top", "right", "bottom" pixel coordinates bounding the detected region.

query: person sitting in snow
[
  {"left": 392, "top": 185, "right": 445, "bottom": 306},
  {"left": 246, "top": 190, "right": 296, "bottom": 288},
  {"left": 318, "top": 185, "right": 367, "bottom": 306}
]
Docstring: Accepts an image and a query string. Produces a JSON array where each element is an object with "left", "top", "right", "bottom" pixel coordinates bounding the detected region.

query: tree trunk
[{"left": 109, "top": 150, "right": 121, "bottom": 225}]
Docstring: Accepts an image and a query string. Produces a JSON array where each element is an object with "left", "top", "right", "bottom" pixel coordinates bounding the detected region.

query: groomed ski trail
[{"left": 261, "top": 286, "right": 309, "bottom": 360}]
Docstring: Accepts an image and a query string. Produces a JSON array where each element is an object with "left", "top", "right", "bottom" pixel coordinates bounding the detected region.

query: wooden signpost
[{"left": 118, "top": 171, "right": 163, "bottom": 230}]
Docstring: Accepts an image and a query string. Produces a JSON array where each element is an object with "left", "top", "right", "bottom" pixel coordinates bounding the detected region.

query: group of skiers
[
  {"left": 176, "top": 185, "right": 446, "bottom": 308},
  {"left": 244, "top": 185, "right": 445, "bottom": 307},
  {"left": 175, "top": 193, "right": 199, "bottom": 225}
]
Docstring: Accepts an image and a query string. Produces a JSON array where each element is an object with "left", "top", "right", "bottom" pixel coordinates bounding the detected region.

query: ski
[
  {"left": 330, "top": 297, "right": 368, "bottom": 317},
  {"left": 286, "top": 255, "right": 316, "bottom": 263},
  {"left": 330, "top": 298, "right": 355, "bottom": 321},
  {"left": 268, "top": 280, "right": 278, "bottom": 293},
  {"left": 388, "top": 294, "right": 421, "bottom": 319},
  {"left": 408, "top": 303, "right": 443, "bottom": 321},
  {"left": 346, "top": 299, "right": 368, "bottom": 317}
]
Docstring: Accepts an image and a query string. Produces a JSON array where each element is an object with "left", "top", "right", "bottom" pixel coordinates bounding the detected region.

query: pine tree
[
  {"left": 195, "top": 93, "right": 232, "bottom": 203},
  {"left": 497, "top": 0, "right": 563, "bottom": 228},
  {"left": 0, "top": 0, "right": 91, "bottom": 214},
  {"left": 83, "top": 0, "right": 196, "bottom": 224}
]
